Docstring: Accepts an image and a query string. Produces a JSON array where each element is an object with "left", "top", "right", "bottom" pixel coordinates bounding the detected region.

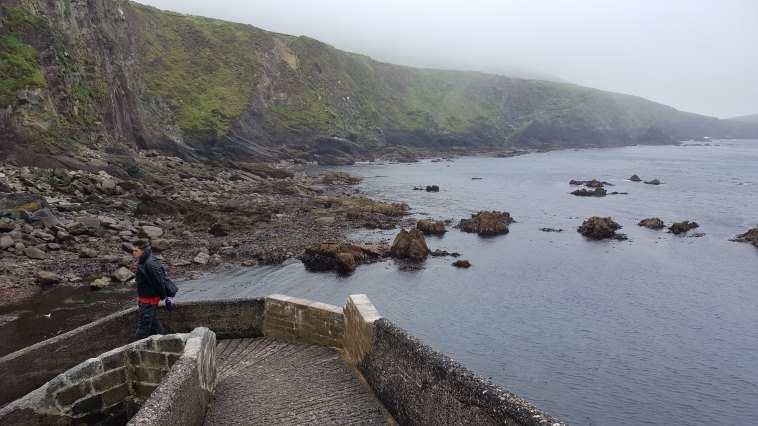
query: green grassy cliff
[{"left": 1, "top": 0, "right": 756, "bottom": 165}]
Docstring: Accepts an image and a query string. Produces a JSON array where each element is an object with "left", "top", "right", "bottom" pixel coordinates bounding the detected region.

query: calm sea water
[{"left": 179, "top": 140, "right": 758, "bottom": 425}]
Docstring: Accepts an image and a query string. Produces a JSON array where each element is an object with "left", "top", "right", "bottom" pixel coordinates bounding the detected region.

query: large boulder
[
  {"left": 390, "top": 228, "right": 430, "bottom": 260},
  {"left": 578, "top": 216, "right": 627, "bottom": 240},
  {"left": 138, "top": 225, "right": 164, "bottom": 239},
  {"left": 732, "top": 228, "right": 758, "bottom": 247},
  {"left": 0, "top": 235, "right": 14, "bottom": 249},
  {"left": 24, "top": 247, "right": 48, "bottom": 259},
  {"left": 112, "top": 267, "right": 134, "bottom": 283},
  {"left": 27, "top": 208, "right": 62, "bottom": 229},
  {"left": 302, "top": 240, "right": 389, "bottom": 273},
  {"left": 90, "top": 277, "right": 111, "bottom": 290},
  {"left": 629, "top": 174, "right": 642, "bottom": 182},
  {"left": 458, "top": 211, "right": 513, "bottom": 236},
  {"left": 668, "top": 221, "right": 699, "bottom": 235},
  {"left": 417, "top": 220, "right": 446, "bottom": 235},
  {"left": 37, "top": 271, "right": 61, "bottom": 285},
  {"left": 637, "top": 218, "right": 665, "bottom": 230}
]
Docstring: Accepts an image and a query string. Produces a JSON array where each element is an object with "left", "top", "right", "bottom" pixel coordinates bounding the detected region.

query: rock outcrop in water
[
  {"left": 731, "top": 228, "right": 758, "bottom": 247},
  {"left": 637, "top": 218, "right": 665, "bottom": 230},
  {"left": 644, "top": 179, "right": 662, "bottom": 185},
  {"left": 668, "top": 221, "right": 699, "bottom": 235},
  {"left": 629, "top": 174, "right": 642, "bottom": 182},
  {"left": 390, "top": 228, "right": 430, "bottom": 260},
  {"left": 571, "top": 187, "right": 607, "bottom": 197},
  {"left": 577, "top": 216, "right": 627, "bottom": 240},
  {"left": 302, "top": 240, "right": 390, "bottom": 273},
  {"left": 417, "top": 220, "right": 446, "bottom": 235},
  {"left": 458, "top": 211, "right": 513, "bottom": 236}
]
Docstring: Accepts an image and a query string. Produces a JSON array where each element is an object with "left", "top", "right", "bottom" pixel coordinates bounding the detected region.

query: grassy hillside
[{"left": 2, "top": 0, "right": 757, "bottom": 165}]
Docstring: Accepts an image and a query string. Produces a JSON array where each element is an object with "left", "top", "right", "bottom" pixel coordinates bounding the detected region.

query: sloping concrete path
[{"left": 204, "top": 337, "right": 392, "bottom": 425}]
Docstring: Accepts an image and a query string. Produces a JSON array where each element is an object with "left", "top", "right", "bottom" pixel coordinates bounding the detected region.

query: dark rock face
[
  {"left": 732, "top": 228, "right": 758, "bottom": 247},
  {"left": 425, "top": 185, "right": 440, "bottom": 192},
  {"left": 644, "top": 179, "right": 662, "bottom": 185},
  {"left": 390, "top": 228, "right": 430, "bottom": 260},
  {"left": 417, "top": 220, "right": 446, "bottom": 235},
  {"left": 637, "top": 218, "right": 665, "bottom": 230},
  {"left": 458, "top": 211, "right": 513, "bottom": 236},
  {"left": 208, "top": 223, "right": 229, "bottom": 237},
  {"left": 668, "top": 221, "right": 699, "bottom": 235},
  {"left": 629, "top": 174, "right": 642, "bottom": 182},
  {"left": 571, "top": 187, "right": 607, "bottom": 197},
  {"left": 577, "top": 216, "right": 627, "bottom": 240}
]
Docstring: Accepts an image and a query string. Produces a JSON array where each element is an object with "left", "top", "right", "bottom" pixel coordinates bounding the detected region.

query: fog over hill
[{"left": 136, "top": 0, "right": 758, "bottom": 119}]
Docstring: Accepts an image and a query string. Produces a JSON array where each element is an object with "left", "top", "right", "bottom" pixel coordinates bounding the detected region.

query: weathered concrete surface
[
  {"left": 0, "top": 307, "right": 136, "bottom": 406},
  {"left": 359, "top": 319, "right": 566, "bottom": 426},
  {"left": 128, "top": 328, "right": 217, "bottom": 426},
  {"left": 158, "top": 297, "right": 265, "bottom": 339},
  {"left": 342, "top": 294, "right": 382, "bottom": 365},
  {"left": 263, "top": 294, "right": 344, "bottom": 349},
  {"left": 204, "top": 337, "right": 392, "bottom": 425}
]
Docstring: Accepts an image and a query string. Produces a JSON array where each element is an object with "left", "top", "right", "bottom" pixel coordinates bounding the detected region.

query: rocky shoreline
[{"left": 0, "top": 154, "right": 411, "bottom": 312}]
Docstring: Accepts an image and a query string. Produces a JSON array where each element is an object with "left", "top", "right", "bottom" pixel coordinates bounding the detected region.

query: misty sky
[{"left": 136, "top": 0, "right": 758, "bottom": 118}]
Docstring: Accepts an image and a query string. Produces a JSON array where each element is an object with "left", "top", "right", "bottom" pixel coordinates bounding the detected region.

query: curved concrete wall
[
  {"left": 1, "top": 294, "right": 565, "bottom": 425},
  {"left": 0, "top": 328, "right": 216, "bottom": 426}
]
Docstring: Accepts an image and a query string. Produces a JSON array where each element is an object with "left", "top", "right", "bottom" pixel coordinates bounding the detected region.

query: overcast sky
[{"left": 136, "top": 0, "right": 758, "bottom": 118}]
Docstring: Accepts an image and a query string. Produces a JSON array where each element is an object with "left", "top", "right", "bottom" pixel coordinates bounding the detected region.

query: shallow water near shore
[{"left": 179, "top": 140, "right": 758, "bottom": 425}]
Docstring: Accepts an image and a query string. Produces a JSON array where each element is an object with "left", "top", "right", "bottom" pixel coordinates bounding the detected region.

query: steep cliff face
[{"left": 1, "top": 0, "right": 756, "bottom": 167}]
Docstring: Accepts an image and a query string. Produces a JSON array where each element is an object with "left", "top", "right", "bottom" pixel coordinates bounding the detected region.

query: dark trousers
[{"left": 135, "top": 302, "right": 164, "bottom": 340}]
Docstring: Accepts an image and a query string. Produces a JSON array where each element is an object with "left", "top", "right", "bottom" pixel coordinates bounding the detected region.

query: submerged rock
[
  {"left": 732, "top": 228, "right": 758, "bottom": 247},
  {"left": 644, "top": 179, "right": 662, "bottom": 185},
  {"left": 458, "top": 211, "right": 513, "bottom": 236},
  {"left": 638, "top": 218, "right": 665, "bottom": 230},
  {"left": 452, "top": 259, "right": 471, "bottom": 268},
  {"left": 569, "top": 179, "right": 612, "bottom": 188},
  {"left": 390, "top": 228, "right": 430, "bottom": 260},
  {"left": 578, "top": 216, "right": 627, "bottom": 240},
  {"left": 668, "top": 221, "right": 699, "bottom": 235},
  {"left": 540, "top": 228, "right": 564, "bottom": 233}
]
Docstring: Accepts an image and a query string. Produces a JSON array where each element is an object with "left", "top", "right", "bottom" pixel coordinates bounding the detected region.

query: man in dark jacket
[{"left": 132, "top": 239, "right": 167, "bottom": 340}]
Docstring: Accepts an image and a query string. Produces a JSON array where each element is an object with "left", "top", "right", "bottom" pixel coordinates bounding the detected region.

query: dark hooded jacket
[{"left": 135, "top": 247, "right": 167, "bottom": 299}]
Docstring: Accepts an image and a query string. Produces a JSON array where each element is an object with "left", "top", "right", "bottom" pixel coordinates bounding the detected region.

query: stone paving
[{"left": 204, "top": 337, "right": 392, "bottom": 425}]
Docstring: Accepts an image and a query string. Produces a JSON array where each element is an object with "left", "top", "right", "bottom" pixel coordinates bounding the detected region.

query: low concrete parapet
[
  {"left": 359, "top": 319, "right": 565, "bottom": 426},
  {"left": 342, "top": 293, "right": 382, "bottom": 364},
  {"left": 0, "top": 307, "right": 136, "bottom": 405},
  {"left": 0, "top": 327, "right": 216, "bottom": 426},
  {"left": 263, "top": 294, "right": 344, "bottom": 349}
]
